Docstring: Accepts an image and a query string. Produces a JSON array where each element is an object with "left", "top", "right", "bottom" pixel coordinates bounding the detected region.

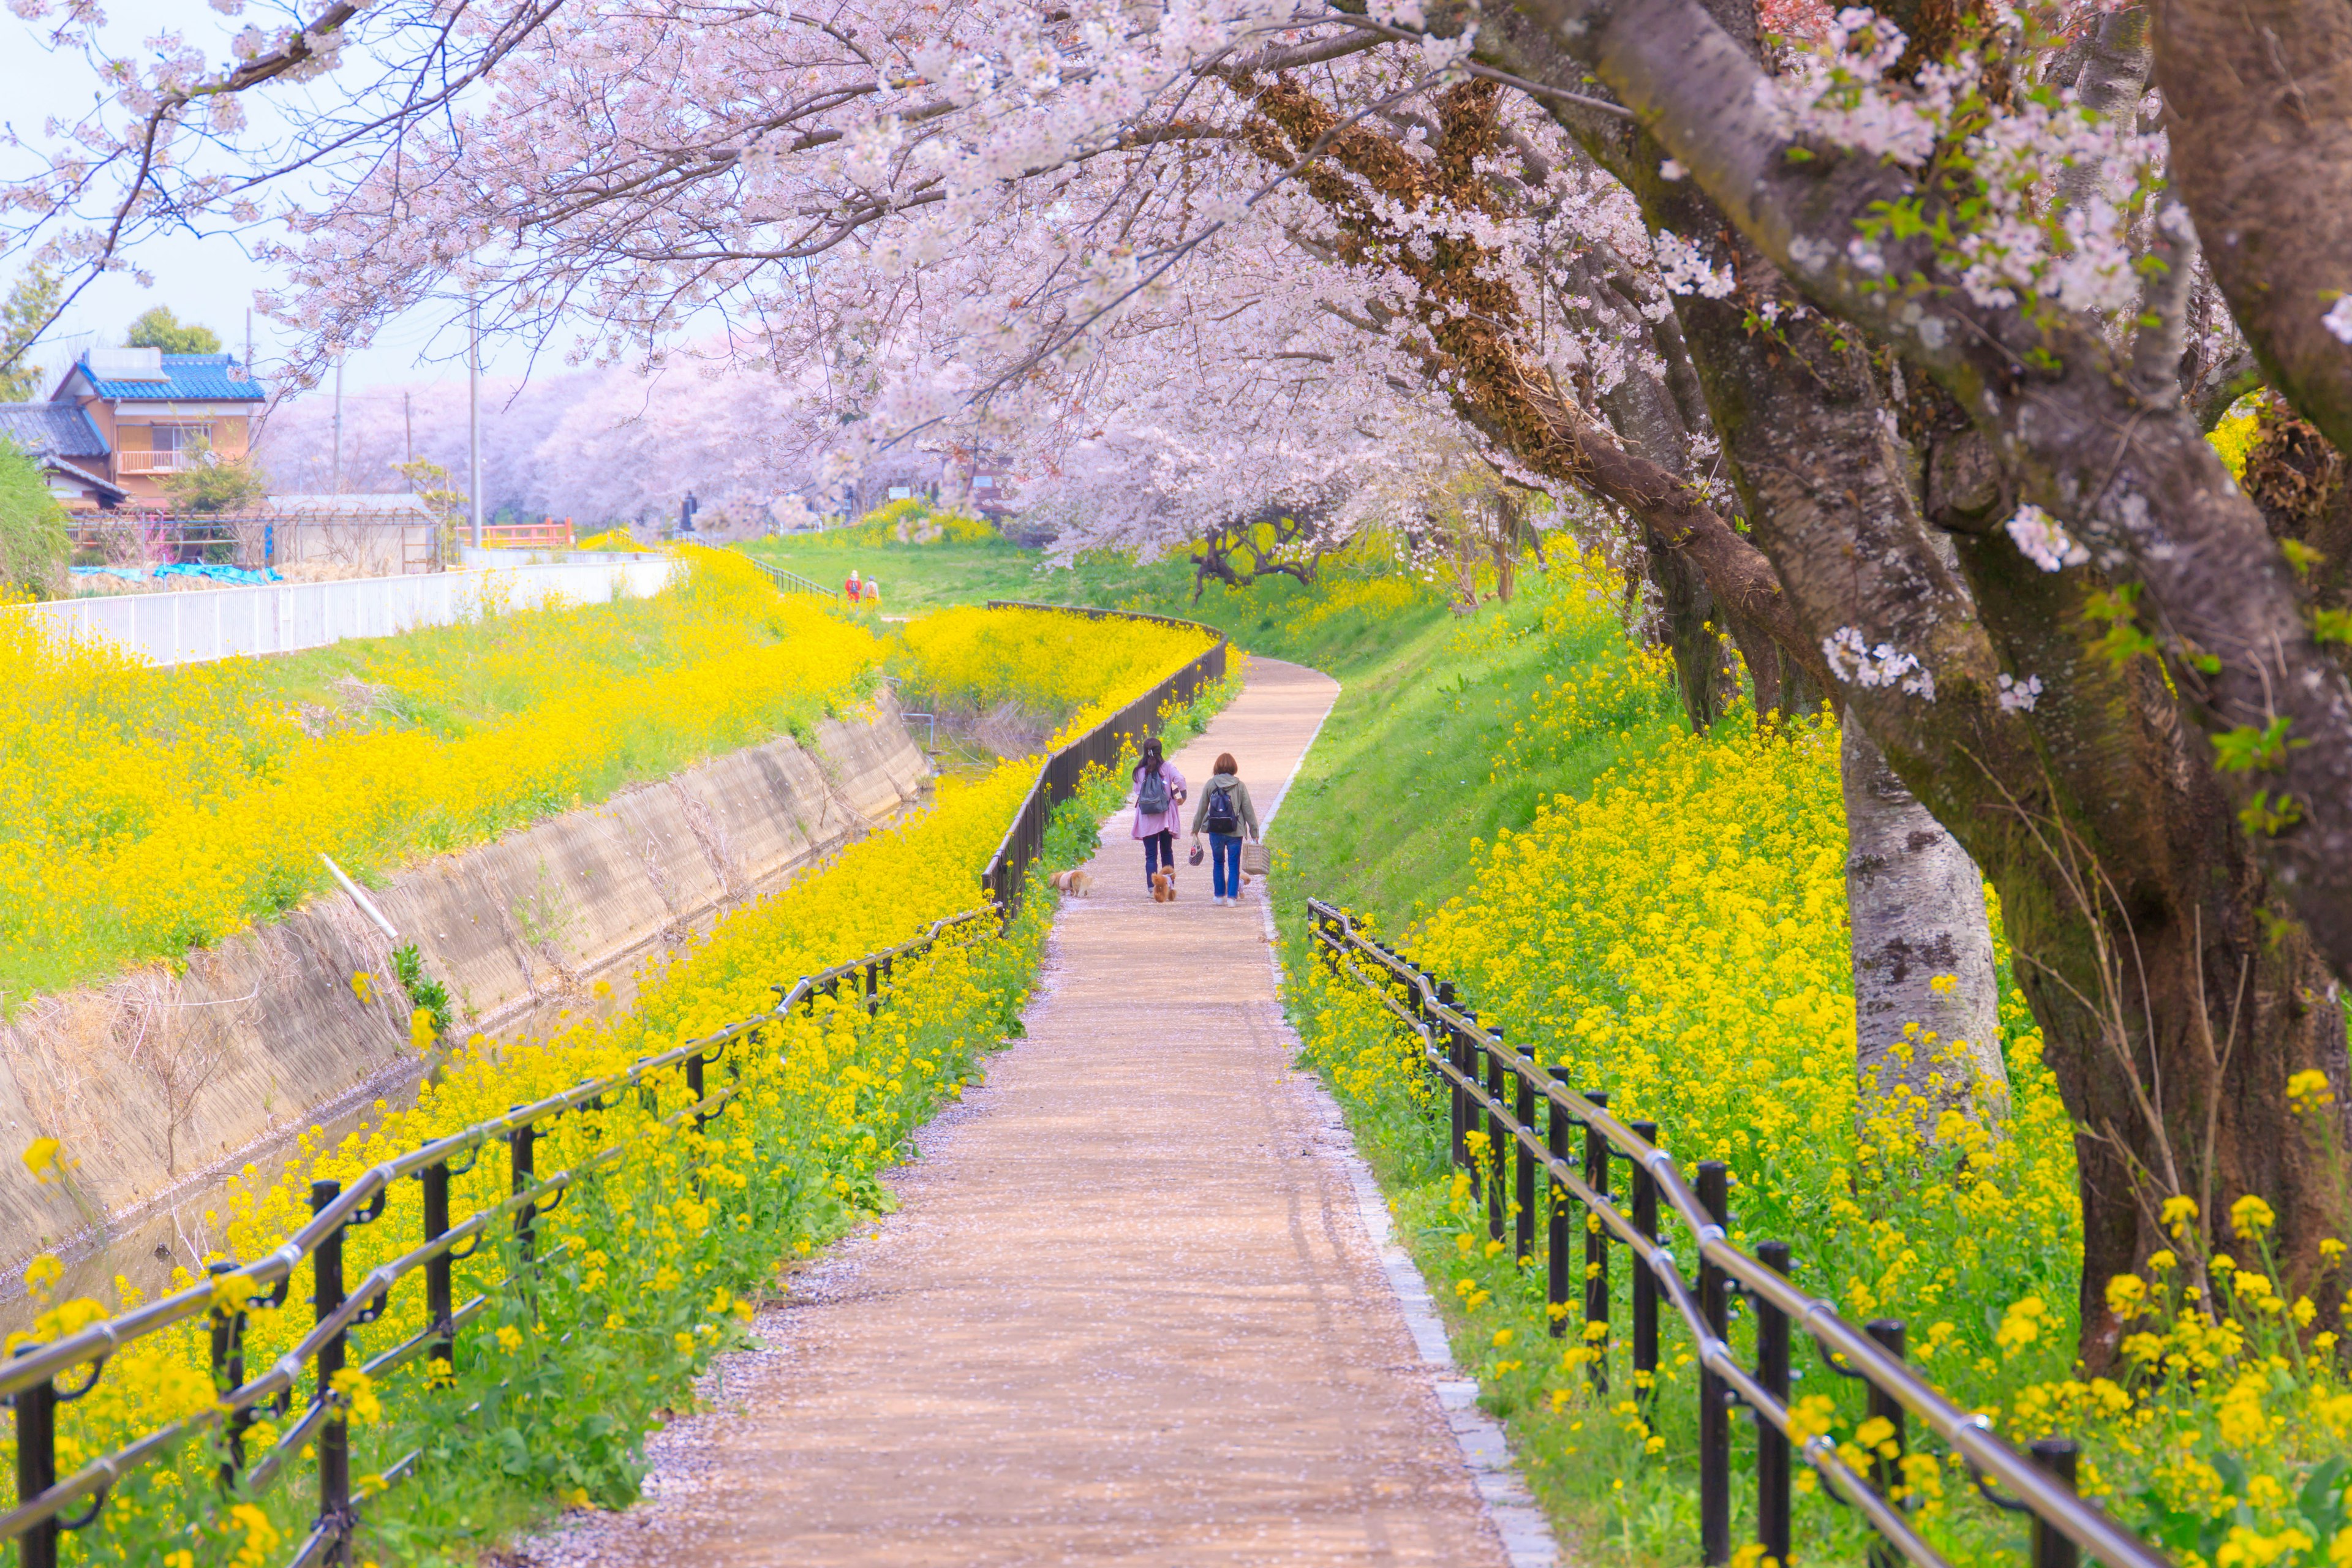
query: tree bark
[
  {"left": 1841, "top": 722, "right": 2010, "bottom": 1121},
  {"left": 2155, "top": 0, "right": 2352, "bottom": 461}
]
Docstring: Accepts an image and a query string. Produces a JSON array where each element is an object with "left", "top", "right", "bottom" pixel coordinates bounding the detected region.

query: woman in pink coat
[{"left": 1130, "top": 736, "right": 1188, "bottom": 893}]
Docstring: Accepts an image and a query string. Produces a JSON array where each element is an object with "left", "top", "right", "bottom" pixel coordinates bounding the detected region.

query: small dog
[
  {"left": 1152, "top": 869, "right": 1175, "bottom": 903},
  {"left": 1049, "top": 869, "right": 1094, "bottom": 897}
]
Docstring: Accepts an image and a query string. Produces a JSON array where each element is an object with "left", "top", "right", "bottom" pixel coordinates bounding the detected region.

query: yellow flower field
[
  {"left": 891, "top": 604, "right": 1215, "bottom": 739},
  {"left": 1280, "top": 556, "right": 2352, "bottom": 1568},
  {"left": 0, "top": 548, "right": 883, "bottom": 1004}
]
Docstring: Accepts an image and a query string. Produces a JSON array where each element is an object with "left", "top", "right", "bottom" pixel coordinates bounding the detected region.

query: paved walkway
[{"left": 527, "top": 658, "right": 1539, "bottom": 1568}]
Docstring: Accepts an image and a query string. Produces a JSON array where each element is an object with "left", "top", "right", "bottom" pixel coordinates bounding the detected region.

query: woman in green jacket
[{"left": 1188, "top": 752, "right": 1261, "bottom": 906}]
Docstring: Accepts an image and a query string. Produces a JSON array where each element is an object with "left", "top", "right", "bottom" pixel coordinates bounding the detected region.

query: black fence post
[
  {"left": 1449, "top": 1018, "right": 1469, "bottom": 1174},
  {"left": 2030, "top": 1439, "right": 2081, "bottom": 1568},
  {"left": 510, "top": 1114, "right": 537, "bottom": 1265},
  {"left": 1757, "top": 1241, "right": 1793, "bottom": 1568},
  {"left": 1484, "top": 1026, "right": 1507, "bottom": 1244},
  {"left": 1430, "top": 973, "right": 1449, "bottom": 1100},
  {"left": 687, "top": 1050, "right": 712, "bottom": 1137},
  {"left": 1697, "top": 1159, "right": 1731, "bottom": 1567},
  {"left": 1513, "top": 1060, "right": 1536, "bottom": 1265},
  {"left": 1581, "top": 1090, "right": 1610, "bottom": 1392},
  {"left": 1546, "top": 1068, "right": 1571, "bottom": 1340},
  {"left": 311, "top": 1178, "right": 351, "bottom": 1568},
  {"left": 423, "top": 1159, "right": 454, "bottom": 1369},
  {"left": 1865, "top": 1319, "right": 1908, "bottom": 1568},
  {"left": 207, "top": 1260, "right": 248, "bottom": 1491},
  {"left": 1462, "top": 1011, "right": 1481, "bottom": 1196},
  {"left": 13, "top": 1343, "right": 57, "bottom": 1568},
  {"left": 1630, "top": 1120, "right": 1660, "bottom": 1409}
]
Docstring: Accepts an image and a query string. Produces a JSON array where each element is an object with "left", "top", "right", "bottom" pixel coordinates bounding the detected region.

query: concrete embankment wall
[{"left": 0, "top": 700, "right": 929, "bottom": 1281}]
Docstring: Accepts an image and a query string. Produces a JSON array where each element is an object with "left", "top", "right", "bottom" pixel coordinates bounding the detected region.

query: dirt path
[{"left": 524, "top": 657, "right": 1550, "bottom": 1568}]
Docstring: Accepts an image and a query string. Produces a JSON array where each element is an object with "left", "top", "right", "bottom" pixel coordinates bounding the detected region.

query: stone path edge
[{"left": 1253, "top": 660, "right": 1564, "bottom": 1568}]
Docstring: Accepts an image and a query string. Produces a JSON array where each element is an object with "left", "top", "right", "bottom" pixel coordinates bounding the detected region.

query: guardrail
[
  {"left": 977, "top": 602, "right": 1229, "bottom": 917},
  {"left": 0, "top": 907, "right": 996, "bottom": 1568},
  {"left": 739, "top": 556, "right": 834, "bottom": 598},
  {"left": 1306, "top": 899, "right": 2171, "bottom": 1568},
  {"left": 478, "top": 521, "right": 575, "bottom": 549}
]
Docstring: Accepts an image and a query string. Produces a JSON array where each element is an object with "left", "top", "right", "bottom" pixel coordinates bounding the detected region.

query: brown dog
[
  {"left": 1152, "top": 869, "right": 1175, "bottom": 903},
  {"left": 1050, "top": 869, "right": 1094, "bottom": 897}
]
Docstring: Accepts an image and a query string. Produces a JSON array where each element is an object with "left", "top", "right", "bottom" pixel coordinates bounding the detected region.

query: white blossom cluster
[
  {"left": 1652, "top": 231, "right": 1737, "bottom": 300},
  {"left": 2324, "top": 297, "right": 2352, "bottom": 347},
  {"left": 2004, "top": 505, "right": 2090, "bottom": 571},
  {"left": 1996, "top": 673, "right": 2044, "bottom": 713},
  {"left": 1823, "top": 625, "right": 1937, "bottom": 701}
]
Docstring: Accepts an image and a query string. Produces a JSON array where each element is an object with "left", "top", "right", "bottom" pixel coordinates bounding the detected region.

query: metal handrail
[
  {"left": 1306, "top": 898, "right": 2171, "bottom": 1568},
  {"left": 981, "top": 598, "right": 1214, "bottom": 635},
  {"left": 973, "top": 603, "right": 1229, "bottom": 918},
  {"left": 1, "top": 904, "right": 997, "bottom": 1564},
  {"left": 737, "top": 554, "right": 834, "bottom": 597}
]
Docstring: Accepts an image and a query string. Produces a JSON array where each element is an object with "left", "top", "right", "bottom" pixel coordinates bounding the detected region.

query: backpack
[
  {"left": 1204, "top": 780, "right": 1240, "bottom": 835},
  {"left": 1136, "top": 765, "right": 1170, "bottom": 816}
]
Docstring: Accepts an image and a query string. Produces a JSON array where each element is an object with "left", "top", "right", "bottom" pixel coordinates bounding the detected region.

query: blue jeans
[
  {"left": 1210, "top": 833, "right": 1242, "bottom": 898},
  {"left": 1143, "top": 830, "right": 1175, "bottom": 888}
]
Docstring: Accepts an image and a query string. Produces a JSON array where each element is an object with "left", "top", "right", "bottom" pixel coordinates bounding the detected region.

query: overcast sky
[{"left": 1, "top": 1, "right": 565, "bottom": 404}]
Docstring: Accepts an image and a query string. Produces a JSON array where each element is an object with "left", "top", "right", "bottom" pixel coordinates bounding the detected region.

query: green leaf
[
  {"left": 2297, "top": 1456, "right": 2347, "bottom": 1534},
  {"left": 2212, "top": 715, "right": 2299, "bottom": 773},
  {"left": 2239, "top": 789, "right": 2304, "bottom": 835}
]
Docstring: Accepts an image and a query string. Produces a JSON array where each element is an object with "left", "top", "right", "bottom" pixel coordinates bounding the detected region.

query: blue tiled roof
[
  {"left": 0, "top": 402, "right": 108, "bottom": 457},
  {"left": 79, "top": 354, "right": 266, "bottom": 402}
]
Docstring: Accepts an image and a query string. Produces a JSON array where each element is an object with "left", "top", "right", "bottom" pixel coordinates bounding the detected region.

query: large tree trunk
[
  {"left": 1556, "top": 249, "right": 1739, "bottom": 728},
  {"left": 1841, "top": 723, "right": 2008, "bottom": 1121},
  {"left": 1649, "top": 538, "right": 1720, "bottom": 731}
]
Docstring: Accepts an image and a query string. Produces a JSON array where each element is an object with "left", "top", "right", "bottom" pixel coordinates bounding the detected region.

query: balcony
[{"left": 115, "top": 449, "right": 204, "bottom": 475}]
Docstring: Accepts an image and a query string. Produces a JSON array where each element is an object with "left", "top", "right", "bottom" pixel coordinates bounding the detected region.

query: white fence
[{"left": 10, "top": 559, "right": 681, "bottom": 668}]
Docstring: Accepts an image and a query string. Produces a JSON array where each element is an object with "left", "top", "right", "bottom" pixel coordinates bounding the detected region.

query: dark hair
[
  {"left": 1213, "top": 752, "right": 1238, "bottom": 776},
  {"left": 1135, "top": 736, "right": 1164, "bottom": 777}
]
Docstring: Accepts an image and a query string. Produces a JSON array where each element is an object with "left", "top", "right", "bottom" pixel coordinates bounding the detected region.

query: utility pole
[
  {"left": 469, "top": 297, "right": 483, "bottom": 549},
  {"left": 331, "top": 350, "right": 344, "bottom": 494},
  {"left": 244, "top": 308, "right": 253, "bottom": 375},
  {"left": 404, "top": 391, "right": 413, "bottom": 470}
]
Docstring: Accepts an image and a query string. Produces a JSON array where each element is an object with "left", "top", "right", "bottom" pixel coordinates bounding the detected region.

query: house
[
  {"left": 0, "top": 404, "right": 127, "bottom": 510},
  {"left": 0, "top": 347, "right": 268, "bottom": 510}
]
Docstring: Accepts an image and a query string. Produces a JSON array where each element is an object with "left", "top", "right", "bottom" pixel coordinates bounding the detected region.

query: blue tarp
[{"left": 72, "top": 563, "right": 284, "bottom": 586}]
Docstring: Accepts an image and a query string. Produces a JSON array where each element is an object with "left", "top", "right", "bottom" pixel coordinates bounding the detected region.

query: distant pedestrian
[
  {"left": 1189, "top": 752, "right": 1261, "bottom": 906},
  {"left": 1130, "top": 737, "right": 1188, "bottom": 897},
  {"left": 845, "top": 568, "right": 862, "bottom": 601},
  {"left": 862, "top": 576, "right": 882, "bottom": 608}
]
